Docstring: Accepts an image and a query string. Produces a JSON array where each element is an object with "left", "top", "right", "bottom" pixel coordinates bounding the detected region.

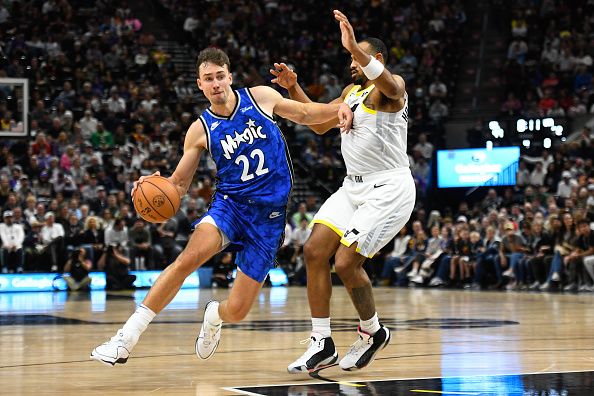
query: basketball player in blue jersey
[
  {"left": 271, "top": 10, "right": 415, "bottom": 372},
  {"left": 90, "top": 47, "right": 352, "bottom": 366}
]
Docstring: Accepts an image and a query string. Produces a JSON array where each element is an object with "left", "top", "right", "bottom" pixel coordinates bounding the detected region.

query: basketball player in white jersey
[{"left": 271, "top": 10, "right": 415, "bottom": 372}]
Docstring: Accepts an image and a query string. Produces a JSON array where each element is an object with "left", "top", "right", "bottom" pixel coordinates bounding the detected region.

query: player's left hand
[
  {"left": 270, "top": 62, "right": 297, "bottom": 90},
  {"left": 337, "top": 102, "right": 353, "bottom": 133},
  {"left": 334, "top": 10, "right": 358, "bottom": 54},
  {"left": 131, "top": 171, "right": 160, "bottom": 198}
]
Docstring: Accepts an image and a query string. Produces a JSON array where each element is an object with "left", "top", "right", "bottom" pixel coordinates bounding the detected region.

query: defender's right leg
[{"left": 288, "top": 224, "right": 341, "bottom": 373}]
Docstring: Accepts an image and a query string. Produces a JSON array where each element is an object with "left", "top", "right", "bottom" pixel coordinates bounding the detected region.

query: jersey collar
[{"left": 206, "top": 90, "right": 241, "bottom": 120}]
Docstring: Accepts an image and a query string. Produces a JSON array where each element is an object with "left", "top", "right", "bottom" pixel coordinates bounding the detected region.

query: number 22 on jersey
[{"left": 235, "top": 148, "right": 269, "bottom": 182}]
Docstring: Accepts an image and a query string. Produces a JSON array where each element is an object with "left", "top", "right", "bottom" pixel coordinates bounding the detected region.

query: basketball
[{"left": 133, "top": 175, "right": 181, "bottom": 223}]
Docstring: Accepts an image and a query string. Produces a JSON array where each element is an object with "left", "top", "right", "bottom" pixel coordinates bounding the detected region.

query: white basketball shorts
[{"left": 312, "top": 167, "right": 415, "bottom": 258}]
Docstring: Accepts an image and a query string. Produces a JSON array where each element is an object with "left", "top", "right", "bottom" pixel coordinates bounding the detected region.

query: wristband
[{"left": 361, "top": 56, "right": 384, "bottom": 80}]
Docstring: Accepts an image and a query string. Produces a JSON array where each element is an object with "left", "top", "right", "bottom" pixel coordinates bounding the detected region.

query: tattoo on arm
[{"left": 349, "top": 284, "right": 376, "bottom": 321}]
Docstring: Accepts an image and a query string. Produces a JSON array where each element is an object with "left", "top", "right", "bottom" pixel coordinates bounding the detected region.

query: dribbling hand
[
  {"left": 131, "top": 171, "right": 160, "bottom": 198},
  {"left": 270, "top": 63, "right": 297, "bottom": 89},
  {"left": 337, "top": 103, "right": 353, "bottom": 133}
]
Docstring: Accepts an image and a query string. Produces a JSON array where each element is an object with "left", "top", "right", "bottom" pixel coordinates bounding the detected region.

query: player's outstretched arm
[
  {"left": 250, "top": 86, "right": 352, "bottom": 134},
  {"left": 334, "top": 10, "right": 405, "bottom": 100},
  {"left": 168, "top": 120, "right": 206, "bottom": 197}
]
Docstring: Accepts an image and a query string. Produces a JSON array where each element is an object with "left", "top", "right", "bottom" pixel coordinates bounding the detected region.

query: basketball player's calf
[
  {"left": 334, "top": 245, "right": 391, "bottom": 371},
  {"left": 287, "top": 229, "right": 340, "bottom": 374}
]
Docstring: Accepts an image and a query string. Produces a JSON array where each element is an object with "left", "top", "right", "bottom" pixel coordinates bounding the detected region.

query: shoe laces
[
  {"left": 347, "top": 331, "right": 371, "bottom": 355},
  {"left": 108, "top": 329, "right": 127, "bottom": 344},
  {"left": 202, "top": 320, "right": 221, "bottom": 346},
  {"left": 300, "top": 336, "right": 322, "bottom": 350}
]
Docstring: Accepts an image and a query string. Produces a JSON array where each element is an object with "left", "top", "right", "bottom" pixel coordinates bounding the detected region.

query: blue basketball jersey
[{"left": 199, "top": 88, "right": 293, "bottom": 206}]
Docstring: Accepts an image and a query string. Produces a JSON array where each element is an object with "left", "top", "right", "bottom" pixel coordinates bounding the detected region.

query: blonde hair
[{"left": 84, "top": 216, "right": 100, "bottom": 230}]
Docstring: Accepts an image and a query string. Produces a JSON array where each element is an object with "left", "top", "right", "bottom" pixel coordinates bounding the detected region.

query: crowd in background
[
  {"left": 501, "top": 0, "right": 594, "bottom": 118},
  {"left": 1, "top": 1, "right": 594, "bottom": 294},
  {"left": 0, "top": 0, "right": 209, "bottom": 288},
  {"left": 166, "top": 0, "right": 466, "bottom": 196}
]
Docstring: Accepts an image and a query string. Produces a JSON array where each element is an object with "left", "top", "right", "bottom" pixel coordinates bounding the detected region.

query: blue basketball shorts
[{"left": 192, "top": 193, "right": 286, "bottom": 282}]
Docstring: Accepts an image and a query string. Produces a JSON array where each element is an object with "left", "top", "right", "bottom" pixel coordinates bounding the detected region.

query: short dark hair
[
  {"left": 577, "top": 219, "right": 590, "bottom": 227},
  {"left": 196, "top": 48, "right": 231, "bottom": 77},
  {"left": 361, "top": 37, "right": 388, "bottom": 62}
]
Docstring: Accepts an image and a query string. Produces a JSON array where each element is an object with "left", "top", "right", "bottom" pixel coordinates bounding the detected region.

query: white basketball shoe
[
  {"left": 90, "top": 329, "right": 138, "bottom": 366},
  {"left": 339, "top": 325, "right": 390, "bottom": 371},
  {"left": 195, "top": 301, "right": 222, "bottom": 359}
]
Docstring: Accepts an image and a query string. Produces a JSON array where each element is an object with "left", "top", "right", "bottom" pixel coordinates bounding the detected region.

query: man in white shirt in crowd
[
  {"left": 529, "top": 161, "right": 546, "bottom": 186},
  {"left": 412, "top": 133, "right": 434, "bottom": 161},
  {"left": 41, "top": 212, "right": 65, "bottom": 272},
  {"left": 557, "top": 171, "right": 578, "bottom": 199},
  {"left": 79, "top": 109, "right": 98, "bottom": 140},
  {"left": 0, "top": 211, "right": 25, "bottom": 273},
  {"left": 106, "top": 87, "right": 126, "bottom": 114},
  {"left": 291, "top": 218, "right": 312, "bottom": 272},
  {"left": 105, "top": 217, "right": 129, "bottom": 258}
]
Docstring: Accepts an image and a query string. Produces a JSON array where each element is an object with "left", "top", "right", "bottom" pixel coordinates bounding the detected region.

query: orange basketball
[{"left": 133, "top": 175, "right": 181, "bottom": 223}]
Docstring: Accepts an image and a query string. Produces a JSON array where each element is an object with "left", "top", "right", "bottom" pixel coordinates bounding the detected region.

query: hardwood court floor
[{"left": 1, "top": 287, "right": 594, "bottom": 395}]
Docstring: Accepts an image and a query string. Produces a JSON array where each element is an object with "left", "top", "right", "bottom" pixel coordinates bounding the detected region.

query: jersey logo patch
[
  {"left": 240, "top": 105, "right": 253, "bottom": 113},
  {"left": 343, "top": 228, "right": 360, "bottom": 238},
  {"left": 210, "top": 121, "right": 221, "bottom": 131},
  {"left": 220, "top": 119, "right": 267, "bottom": 160},
  {"left": 269, "top": 211, "right": 282, "bottom": 219}
]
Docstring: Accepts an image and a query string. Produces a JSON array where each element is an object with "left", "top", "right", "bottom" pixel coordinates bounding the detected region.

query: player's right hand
[
  {"left": 270, "top": 63, "right": 297, "bottom": 89},
  {"left": 337, "top": 103, "right": 353, "bottom": 133},
  {"left": 131, "top": 171, "right": 160, "bottom": 198}
]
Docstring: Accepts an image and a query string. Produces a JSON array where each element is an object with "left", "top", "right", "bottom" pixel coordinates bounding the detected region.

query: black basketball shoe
[{"left": 287, "top": 335, "right": 339, "bottom": 373}]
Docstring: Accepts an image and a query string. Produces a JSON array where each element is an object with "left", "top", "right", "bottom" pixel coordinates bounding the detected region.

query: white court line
[
  {"left": 222, "top": 368, "right": 594, "bottom": 394},
  {"left": 221, "top": 387, "right": 265, "bottom": 396}
]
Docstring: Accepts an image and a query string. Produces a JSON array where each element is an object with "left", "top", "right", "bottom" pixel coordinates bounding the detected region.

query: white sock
[
  {"left": 360, "top": 313, "right": 381, "bottom": 335},
  {"left": 311, "top": 317, "right": 331, "bottom": 339},
  {"left": 122, "top": 304, "right": 156, "bottom": 337},
  {"left": 206, "top": 301, "right": 223, "bottom": 325}
]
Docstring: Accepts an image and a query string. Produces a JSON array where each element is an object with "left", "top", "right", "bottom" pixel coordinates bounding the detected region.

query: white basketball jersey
[{"left": 341, "top": 84, "right": 409, "bottom": 175}]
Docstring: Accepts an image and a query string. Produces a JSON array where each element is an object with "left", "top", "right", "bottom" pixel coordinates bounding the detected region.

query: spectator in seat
[
  {"left": 154, "top": 217, "right": 182, "bottom": 268},
  {"left": 412, "top": 133, "right": 434, "bottom": 160},
  {"left": 380, "top": 225, "right": 412, "bottom": 286},
  {"left": 562, "top": 219, "right": 593, "bottom": 292},
  {"left": 527, "top": 219, "right": 555, "bottom": 290},
  {"left": 104, "top": 217, "right": 129, "bottom": 258},
  {"left": 496, "top": 221, "right": 526, "bottom": 290},
  {"left": 290, "top": 217, "right": 312, "bottom": 277},
  {"left": 64, "top": 212, "right": 83, "bottom": 252},
  {"left": 557, "top": 171, "right": 577, "bottom": 199},
  {"left": 529, "top": 162, "right": 546, "bottom": 186},
  {"left": 23, "top": 220, "right": 45, "bottom": 272},
  {"left": 291, "top": 202, "right": 313, "bottom": 228},
  {"left": 81, "top": 216, "right": 104, "bottom": 267},
  {"left": 541, "top": 211, "right": 576, "bottom": 291},
  {"left": 40, "top": 211, "right": 65, "bottom": 272},
  {"left": 0, "top": 210, "right": 25, "bottom": 273},
  {"left": 129, "top": 218, "right": 152, "bottom": 270}
]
